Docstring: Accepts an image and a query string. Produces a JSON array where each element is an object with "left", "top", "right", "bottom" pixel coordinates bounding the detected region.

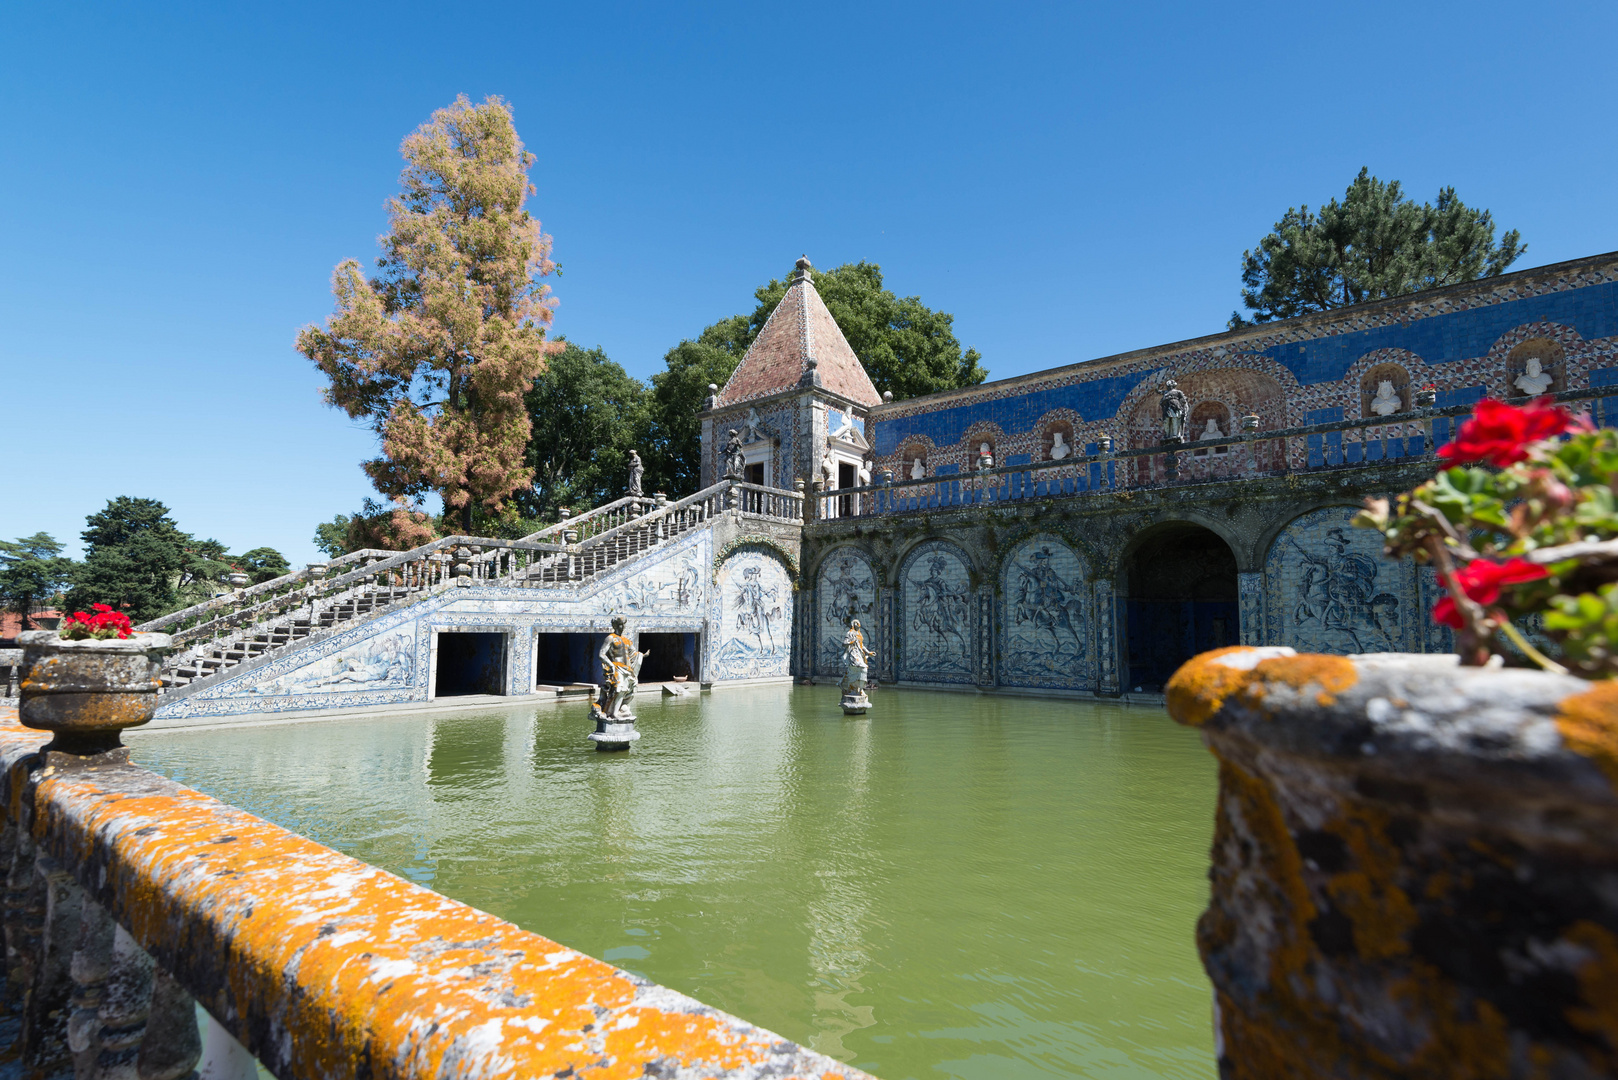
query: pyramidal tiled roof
[{"left": 717, "top": 257, "right": 881, "bottom": 408}]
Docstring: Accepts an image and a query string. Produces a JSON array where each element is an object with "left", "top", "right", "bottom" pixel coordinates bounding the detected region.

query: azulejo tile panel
[
  {"left": 1263, "top": 506, "right": 1430, "bottom": 655},
  {"left": 998, "top": 535, "right": 1092, "bottom": 690},
  {"left": 898, "top": 540, "right": 974, "bottom": 684},
  {"left": 711, "top": 547, "right": 794, "bottom": 681},
  {"left": 815, "top": 548, "right": 876, "bottom": 677}
]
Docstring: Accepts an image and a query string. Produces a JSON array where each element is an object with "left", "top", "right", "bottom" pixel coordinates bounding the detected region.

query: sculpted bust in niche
[
  {"left": 1049, "top": 431, "right": 1071, "bottom": 459},
  {"left": 910, "top": 457, "right": 926, "bottom": 480},
  {"left": 1515, "top": 356, "right": 1554, "bottom": 396},
  {"left": 1369, "top": 380, "right": 1403, "bottom": 416}
]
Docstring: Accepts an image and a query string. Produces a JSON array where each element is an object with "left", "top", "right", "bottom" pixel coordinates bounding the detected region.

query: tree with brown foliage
[{"left": 298, "top": 95, "right": 560, "bottom": 534}]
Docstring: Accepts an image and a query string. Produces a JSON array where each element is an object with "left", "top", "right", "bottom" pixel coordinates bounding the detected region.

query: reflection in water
[{"left": 131, "top": 685, "right": 1218, "bottom": 1079}]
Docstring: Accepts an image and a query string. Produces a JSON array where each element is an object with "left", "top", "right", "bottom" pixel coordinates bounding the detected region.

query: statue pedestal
[
  {"left": 840, "top": 691, "right": 870, "bottom": 716},
  {"left": 588, "top": 713, "right": 641, "bottom": 752}
]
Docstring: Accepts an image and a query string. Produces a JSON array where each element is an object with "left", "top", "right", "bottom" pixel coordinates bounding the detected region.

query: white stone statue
[
  {"left": 840, "top": 618, "right": 876, "bottom": 714},
  {"left": 1200, "top": 417, "right": 1224, "bottom": 440},
  {"left": 742, "top": 407, "right": 764, "bottom": 442},
  {"left": 1049, "top": 431, "right": 1071, "bottom": 460},
  {"left": 1515, "top": 356, "right": 1554, "bottom": 396},
  {"left": 1369, "top": 380, "right": 1402, "bottom": 417},
  {"left": 821, "top": 451, "right": 836, "bottom": 485},
  {"left": 978, "top": 442, "right": 994, "bottom": 470},
  {"left": 858, "top": 458, "right": 872, "bottom": 486},
  {"left": 910, "top": 457, "right": 926, "bottom": 480}
]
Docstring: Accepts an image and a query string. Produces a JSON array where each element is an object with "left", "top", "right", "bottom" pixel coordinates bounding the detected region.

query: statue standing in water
[
  {"left": 590, "top": 616, "right": 649, "bottom": 750},
  {"left": 840, "top": 618, "right": 876, "bottom": 715}
]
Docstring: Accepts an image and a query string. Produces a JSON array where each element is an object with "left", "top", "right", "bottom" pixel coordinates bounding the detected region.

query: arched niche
[
  {"left": 897, "top": 540, "right": 975, "bottom": 684},
  {"left": 999, "top": 535, "right": 1091, "bottom": 690},
  {"left": 1507, "top": 338, "right": 1565, "bottom": 397},
  {"left": 1041, "top": 418, "right": 1076, "bottom": 461},
  {"left": 1189, "top": 401, "right": 1232, "bottom": 456},
  {"left": 1360, "top": 362, "right": 1411, "bottom": 418},
  {"left": 1262, "top": 506, "right": 1411, "bottom": 656},
  {"left": 900, "top": 440, "right": 931, "bottom": 479},
  {"left": 1119, "top": 522, "right": 1237, "bottom": 691},
  {"left": 1125, "top": 368, "right": 1285, "bottom": 479},
  {"left": 711, "top": 547, "right": 794, "bottom": 681},
  {"left": 815, "top": 548, "right": 877, "bottom": 676}
]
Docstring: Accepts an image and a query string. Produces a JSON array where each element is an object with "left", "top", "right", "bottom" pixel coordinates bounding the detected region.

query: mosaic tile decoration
[
  {"left": 997, "top": 534, "right": 1093, "bottom": 690},
  {"left": 815, "top": 547, "right": 877, "bottom": 677},
  {"left": 897, "top": 540, "right": 975, "bottom": 684},
  {"left": 710, "top": 547, "right": 794, "bottom": 681}
]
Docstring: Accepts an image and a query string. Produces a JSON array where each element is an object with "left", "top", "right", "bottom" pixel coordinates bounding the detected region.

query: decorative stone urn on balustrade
[
  {"left": 1166, "top": 646, "right": 1618, "bottom": 1079},
  {"left": 17, "top": 630, "right": 172, "bottom": 753}
]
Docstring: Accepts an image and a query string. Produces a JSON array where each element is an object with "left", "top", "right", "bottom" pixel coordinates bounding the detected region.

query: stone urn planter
[
  {"left": 17, "top": 630, "right": 172, "bottom": 753},
  {"left": 1166, "top": 646, "right": 1618, "bottom": 1079}
]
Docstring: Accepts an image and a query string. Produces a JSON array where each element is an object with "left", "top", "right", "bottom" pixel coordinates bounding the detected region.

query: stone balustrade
[
  {"left": 0, "top": 718, "right": 867, "bottom": 1079},
  {"left": 1165, "top": 646, "right": 1618, "bottom": 1078}
]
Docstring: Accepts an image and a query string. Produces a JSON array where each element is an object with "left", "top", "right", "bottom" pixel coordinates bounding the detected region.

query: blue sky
[{"left": 4, "top": 1, "right": 1615, "bottom": 566}]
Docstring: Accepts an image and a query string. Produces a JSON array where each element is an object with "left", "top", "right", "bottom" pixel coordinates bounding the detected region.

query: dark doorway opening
[
  {"left": 838, "top": 461, "right": 857, "bottom": 516},
  {"left": 745, "top": 462, "right": 765, "bottom": 486},
  {"left": 435, "top": 632, "right": 506, "bottom": 697},
  {"left": 534, "top": 632, "right": 607, "bottom": 688},
  {"left": 1123, "top": 526, "right": 1238, "bottom": 692},
  {"left": 639, "top": 632, "right": 698, "bottom": 683}
]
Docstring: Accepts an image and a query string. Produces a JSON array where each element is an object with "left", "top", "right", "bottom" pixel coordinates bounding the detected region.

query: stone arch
[
  {"left": 1117, "top": 519, "right": 1239, "bottom": 691},
  {"left": 1261, "top": 505, "right": 1442, "bottom": 656},
  {"left": 896, "top": 539, "right": 976, "bottom": 684},
  {"left": 891, "top": 434, "right": 938, "bottom": 479},
  {"left": 1506, "top": 337, "right": 1567, "bottom": 397},
  {"left": 813, "top": 545, "right": 878, "bottom": 677},
  {"left": 998, "top": 534, "right": 1093, "bottom": 691},
  {"left": 715, "top": 534, "right": 798, "bottom": 585},
  {"left": 711, "top": 544, "right": 795, "bottom": 681}
]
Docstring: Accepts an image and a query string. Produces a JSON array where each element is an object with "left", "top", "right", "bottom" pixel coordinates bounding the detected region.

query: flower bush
[
  {"left": 1356, "top": 397, "right": 1618, "bottom": 677},
  {"left": 58, "top": 603, "right": 135, "bottom": 641}
]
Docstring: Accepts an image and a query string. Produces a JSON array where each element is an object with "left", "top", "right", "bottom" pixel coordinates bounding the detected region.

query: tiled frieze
[
  {"left": 871, "top": 258, "right": 1618, "bottom": 481},
  {"left": 997, "top": 535, "right": 1093, "bottom": 691},
  {"left": 1237, "top": 572, "right": 1264, "bottom": 646},
  {"left": 896, "top": 540, "right": 975, "bottom": 684}
]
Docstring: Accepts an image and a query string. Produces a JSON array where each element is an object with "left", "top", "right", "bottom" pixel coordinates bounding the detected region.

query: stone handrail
[
  {"left": 517, "top": 495, "right": 659, "bottom": 543},
  {"left": 817, "top": 385, "right": 1618, "bottom": 520},
  {"left": 0, "top": 723, "right": 869, "bottom": 1079},
  {"left": 137, "top": 546, "right": 398, "bottom": 634}
]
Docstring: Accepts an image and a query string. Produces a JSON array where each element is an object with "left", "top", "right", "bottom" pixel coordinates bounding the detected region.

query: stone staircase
[{"left": 138, "top": 480, "right": 802, "bottom": 699}]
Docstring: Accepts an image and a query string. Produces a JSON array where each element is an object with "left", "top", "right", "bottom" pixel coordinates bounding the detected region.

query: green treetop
[
  {"left": 0, "top": 533, "right": 74, "bottom": 631},
  {"left": 1231, "top": 168, "right": 1525, "bottom": 327}
]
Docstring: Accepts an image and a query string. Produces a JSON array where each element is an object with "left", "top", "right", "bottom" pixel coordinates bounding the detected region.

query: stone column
[
  {"left": 1167, "top": 649, "right": 1618, "bottom": 1078},
  {"left": 1237, "top": 571, "right": 1264, "bottom": 646},
  {"left": 975, "top": 591, "right": 995, "bottom": 688},
  {"left": 877, "top": 590, "right": 896, "bottom": 685}
]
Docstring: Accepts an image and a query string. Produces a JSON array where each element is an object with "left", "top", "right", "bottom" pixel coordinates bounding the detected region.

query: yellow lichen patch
[
  {"left": 1321, "top": 807, "right": 1416, "bottom": 962},
  {"left": 1250, "top": 654, "right": 1358, "bottom": 709},
  {"left": 24, "top": 765, "right": 854, "bottom": 1080},
  {"left": 1165, "top": 646, "right": 1266, "bottom": 727},
  {"left": 1565, "top": 921, "right": 1618, "bottom": 1060},
  {"left": 1555, "top": 680, "right": 1618, "bottom": 789}
]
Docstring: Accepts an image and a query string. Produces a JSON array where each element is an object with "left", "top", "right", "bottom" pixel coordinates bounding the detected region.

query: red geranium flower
[
  {"left": 59, "top": 605, "right": 135, "bottom": 640},
  {"left": 1432, "top": 557, "right": 1549, "bottom": 628},
  {"left": 1437, "top": 398, "right": 1576, "bottom": 468}
]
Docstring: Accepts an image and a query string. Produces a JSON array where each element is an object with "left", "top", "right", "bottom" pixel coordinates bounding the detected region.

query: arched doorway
[{"left": 1120, "top": 524, "right": 1238, "bottom": 691}]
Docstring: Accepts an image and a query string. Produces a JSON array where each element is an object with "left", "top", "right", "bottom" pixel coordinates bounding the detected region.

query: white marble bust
[
  {"left": 1515, "top": 356, "right": 1554, "bottom": 396},
  {"left": 977, "top": 442, "right": 994, "bottom": 470},
  {"left": 1049, "top": 431, "right": 1071, "bottom": 459},
  {"left": 1200, "top": 417, "right": 1224, "bottom": 440},
  {"left": 910, "top": 457, "right": 926, "bottom": 480},
  {"left": 1369, "top": 380, "right": 1402, "bottom": 417}
]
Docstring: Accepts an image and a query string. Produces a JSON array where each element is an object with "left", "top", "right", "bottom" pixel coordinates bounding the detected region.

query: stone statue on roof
[{"left": 1160, "top": 380, "right": 1189, "bottom": 443}]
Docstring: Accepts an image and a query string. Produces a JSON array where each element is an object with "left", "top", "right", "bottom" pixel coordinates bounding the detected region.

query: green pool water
[{"left": 132, "top": 685, "right": 1218, "bottom": 1079}]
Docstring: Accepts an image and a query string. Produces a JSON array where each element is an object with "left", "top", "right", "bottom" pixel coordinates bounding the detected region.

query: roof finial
[{"left": 792, "top": 255, "right": 813, "bottom": 283}]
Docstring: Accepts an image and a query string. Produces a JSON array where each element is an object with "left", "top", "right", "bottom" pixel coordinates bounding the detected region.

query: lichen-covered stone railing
[
  {"left": 0, "top": 722, "right": 869, "bottom": 1079},
  {"left": 1165, "top": 646, "right": 1618, "bottom": 1079}
]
